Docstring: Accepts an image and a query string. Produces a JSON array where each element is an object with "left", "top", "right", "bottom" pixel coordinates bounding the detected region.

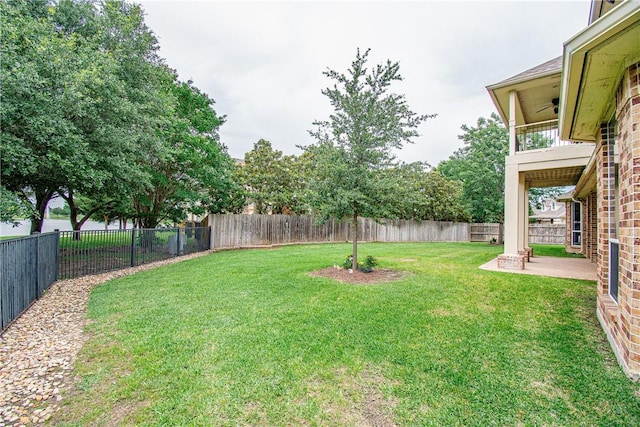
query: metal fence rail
[
  {"left": 58, "top": 226, "right": 211, "bottom": 280},
  {"left": 0, "top": 232, "right": 59, "bottom": 331}
]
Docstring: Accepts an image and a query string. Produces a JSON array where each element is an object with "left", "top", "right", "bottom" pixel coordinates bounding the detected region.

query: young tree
[{"left": 307, "top": 48, "right": 435, "bottom": 267}]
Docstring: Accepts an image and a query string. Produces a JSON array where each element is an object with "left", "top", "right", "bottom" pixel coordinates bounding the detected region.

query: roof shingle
[{"left": 492, "top": 56, "right": 562, "bottom": 87}]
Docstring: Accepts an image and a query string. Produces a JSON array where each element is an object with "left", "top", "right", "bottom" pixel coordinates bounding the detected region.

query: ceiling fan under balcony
[{"left": 536, "top": 97, "right": 559, "bottom": 114}]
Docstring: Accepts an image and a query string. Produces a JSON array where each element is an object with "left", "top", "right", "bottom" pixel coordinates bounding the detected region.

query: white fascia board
[
  {"left": 485, "top": 87, "right": 508, "bottom": 126},
  {"left": 573, "top": 150, "right": 598, "bottom": 198},
  {"left": 560, "top": 1, "right": 640, "bottom": 141}
]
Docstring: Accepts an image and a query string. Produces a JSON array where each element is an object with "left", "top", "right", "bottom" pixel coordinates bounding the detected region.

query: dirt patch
[
  {"left": 309, "top": 267, "right": 406, "bottom": 285},
  {"left": 302, "top": 366, "right": 399, "bottom": 427},
  {"left": 359, "top": 370, "right": 399, "bottom": 427}
]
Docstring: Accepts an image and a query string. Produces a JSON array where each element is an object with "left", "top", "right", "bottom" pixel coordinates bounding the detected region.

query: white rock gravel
[{"left": 0, "top": 251, "right": 212, "bottom": 426}]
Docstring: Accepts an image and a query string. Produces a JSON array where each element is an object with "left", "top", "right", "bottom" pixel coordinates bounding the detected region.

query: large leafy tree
[
  {"left": 131, "top": 79, "right": 233, "bottom": 228},
  {"left": 438, "top": 114, "right": 566, "bottom": 226},
  {"left": 307, "top": 48, "right": 435, "bottom": 267},
  {"left": 438, "top": 114, "right": 508, "bottom": 224},
  {"left": 382, "top": 163, "right": 471, "bottom": 222},
  {"left": 0, "top": 0, "right": 169, "bottom": 232},
  {"left": 1, "top": 0, "right": 88, "bottom": 232},
  {"left": 237, "top": 139, "right": 307, "bottom": 214},
  {"left": 57, "top": 0, "right": 173, "bottom": 231}
]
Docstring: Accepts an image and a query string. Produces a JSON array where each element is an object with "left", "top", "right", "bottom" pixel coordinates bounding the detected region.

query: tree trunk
[
  {"left": 61, "top": 190, "right": 102, "bottom": 239},
  {"left": 64, "top": 191, "right": 82, "bottom": 240},
  {"left": 352, "top": 213, "right": 358, "bottom": 270},
  {"left": 30, "top": 189, "right": 56, "bottom": 234}
]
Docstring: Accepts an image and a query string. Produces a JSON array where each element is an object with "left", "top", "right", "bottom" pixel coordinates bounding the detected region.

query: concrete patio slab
[{"left": 479, "top": 255, "right": 596, "bottom": 281}]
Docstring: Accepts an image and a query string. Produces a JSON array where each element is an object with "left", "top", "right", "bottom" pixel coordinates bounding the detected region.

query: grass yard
[
  {"left": 530, "top": 243, "right": 586, "bottom": 258},
  {"left": 0, "top": 235, "right": 23, "bottom": 240},
  {"left": 56, "top": 243, "right": 640, "bottom": 426}
]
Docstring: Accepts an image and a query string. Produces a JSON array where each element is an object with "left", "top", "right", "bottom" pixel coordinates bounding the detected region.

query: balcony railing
[{"left": 515, "top": 119, "right": 573, "bottom": 152}]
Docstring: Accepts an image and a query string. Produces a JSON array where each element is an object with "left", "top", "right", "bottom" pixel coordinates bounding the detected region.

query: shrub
[
  {"left": 342, "top": 254, "right": 354, "bottom": 270},
  {"left": 341, "top": 254, "right": 378, "bottom": 273}
]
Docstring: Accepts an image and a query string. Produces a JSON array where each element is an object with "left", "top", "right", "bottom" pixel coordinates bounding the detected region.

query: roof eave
[
  {"left": 560, "top": 1, "right": 640, "bottom": 141},
  {"left": 487, "top": 67, "right": 562, "bottom": 91},
  {"left": 486, "top": 67, "right": 562, "bottom": 127}
]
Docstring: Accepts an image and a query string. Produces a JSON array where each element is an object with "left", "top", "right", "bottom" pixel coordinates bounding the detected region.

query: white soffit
[
  {"left": 560, "top": 1, "right": 640, "bottom": 141},
  {"left": 487, "top": 58, "right": 562, "bottom": 126}
]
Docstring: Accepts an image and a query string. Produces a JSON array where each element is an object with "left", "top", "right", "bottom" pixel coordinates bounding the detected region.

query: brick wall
[
  {"left": 564, "top": 201, "right": 573, "bottom": 252},
  {"left": 597, "top": 62, "right": 640, "bottom": 379},
  {"left": 586, "top": 192, "right": 597, "bottom": 262},
  {"left": 596, "top": 122, "right": 616, "bottom": 295},
  {"left": 613, "top": 62, "right": 640, "bottom": 375}
]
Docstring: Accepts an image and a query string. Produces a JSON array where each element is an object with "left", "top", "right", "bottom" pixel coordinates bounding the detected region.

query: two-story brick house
[{"left": 487, "top": 0, "right": 640, "bottom": 379}]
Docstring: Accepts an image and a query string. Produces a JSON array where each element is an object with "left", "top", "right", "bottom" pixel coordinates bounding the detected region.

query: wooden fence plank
[{"left": 208, "top": 214, "right": 473, "bottom": 248}]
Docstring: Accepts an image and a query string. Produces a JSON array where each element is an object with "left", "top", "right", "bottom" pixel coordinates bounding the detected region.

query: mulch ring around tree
[{"left": 309, "top": 267, "right": 407, "bottom": 285}]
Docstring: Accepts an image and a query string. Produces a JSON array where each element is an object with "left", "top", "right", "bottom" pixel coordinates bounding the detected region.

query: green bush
[{"left": 341, "top": 254, "right": 378, "bottom": 273}]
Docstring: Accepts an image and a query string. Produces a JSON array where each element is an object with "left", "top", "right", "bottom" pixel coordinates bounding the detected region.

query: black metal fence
[
  {"left": 0, "top": 232, "right": 59, "bottom": 331},
  {"left": 0, "top": 226, "right": 210, "bottom": 332},
  {"left": 58, "top": 226, "right": 211, "bottom": 279}
]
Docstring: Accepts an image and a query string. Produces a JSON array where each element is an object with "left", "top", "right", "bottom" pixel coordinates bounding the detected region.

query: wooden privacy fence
[
  {"left": 528, "top": 224, "right": 565, "bottom": 244},
  {"left": 0, "top": 232, "right": 59, "bottom": 331},
  {"left": 208, "top": 214, "right": 471, "bottom": 248},
  {"left": 470, "top": 223, "right": 502, "bottom": 242},
  {"left": 470, "top": 222, "right": 565, "bottom": 245}
]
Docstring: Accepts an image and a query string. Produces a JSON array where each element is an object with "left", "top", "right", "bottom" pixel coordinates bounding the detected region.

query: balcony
[
  {"left": 507, "top": 119, "right": 595, "bottom": 188},
  {"left": 515, "top": 119, "right": 574, "bottom": 152}
]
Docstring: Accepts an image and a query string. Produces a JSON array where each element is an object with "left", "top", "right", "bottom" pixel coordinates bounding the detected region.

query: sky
[{"left": 137, "top": 0, "right": 591, "bottom": 166}]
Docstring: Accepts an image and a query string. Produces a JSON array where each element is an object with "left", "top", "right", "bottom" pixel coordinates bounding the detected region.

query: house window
[
  {"left": 571, "top": 202, "right": 581, "bottom": 247},
  {"left": 609, "top": 239, "right": 619, "bottom": 303}
]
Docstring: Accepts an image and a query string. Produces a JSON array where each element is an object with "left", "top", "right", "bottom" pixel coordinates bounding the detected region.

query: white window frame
[
  {"left": 571, "top": 201, "right": 582, "bottom": 248},
  {"left": 609, "top": 238, "right": 619, "bottom": 304}
]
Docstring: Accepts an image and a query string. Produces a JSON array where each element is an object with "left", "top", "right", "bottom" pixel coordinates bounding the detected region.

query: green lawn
[
  {"left": 0, "top": 235, "right": 25, "bottom": 240},
  {"left": 530, "top": 243, "right": 586, "bottom": 258},
  {"left": 57, "top": 242, "right": 640, "bottom": 426}
]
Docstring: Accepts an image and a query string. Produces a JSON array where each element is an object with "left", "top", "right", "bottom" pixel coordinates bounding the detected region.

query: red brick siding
[{"left": 597, "top": 62, "right": 640, "bottom": 378}]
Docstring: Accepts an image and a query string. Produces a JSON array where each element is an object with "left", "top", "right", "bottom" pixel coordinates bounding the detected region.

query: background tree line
[{"left": 1, "top": 1, "right": 558, "bottom": 238}]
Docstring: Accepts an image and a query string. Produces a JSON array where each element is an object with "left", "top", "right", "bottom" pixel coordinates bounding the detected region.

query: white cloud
[{"left": 139, "top": 0, "right": 590, "bottom": 164}]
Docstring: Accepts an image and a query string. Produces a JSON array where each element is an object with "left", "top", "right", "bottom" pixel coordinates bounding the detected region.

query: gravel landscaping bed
[{"left": 0, "top": 251, "right": 212, "bottom": 426}]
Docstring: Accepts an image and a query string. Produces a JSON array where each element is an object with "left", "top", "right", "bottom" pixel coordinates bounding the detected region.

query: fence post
[
  {"left": 130, "top": 228, "right": 136, "bottom": 267},
  {"left": 32, "top": 231, "right": 40, "bottom": 300},
  {"left": 176, "top": 228, "right": 181, "bottom": 257},
  {"left": 54, "top": 229, "right": 60, "bottom": 281}
]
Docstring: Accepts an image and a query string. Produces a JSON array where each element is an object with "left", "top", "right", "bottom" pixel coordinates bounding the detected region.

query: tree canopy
[
  {"left": 236, "top": 139, "right": 307, "bottom": 215},
  {"left": 1, "top": 0, "right": 234, "bottom": 231},
  {"left": 438, "top": 113, "right": 568, "bottom": 226},
  {"left": 131, "top": 78, "right": 233, "bottom": 228},
  {"left": 437, "top": 114, "right": 508, "bottom": 224},
  {"left": 382, "top": 163, "right": 471, "bottom": 222}
]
